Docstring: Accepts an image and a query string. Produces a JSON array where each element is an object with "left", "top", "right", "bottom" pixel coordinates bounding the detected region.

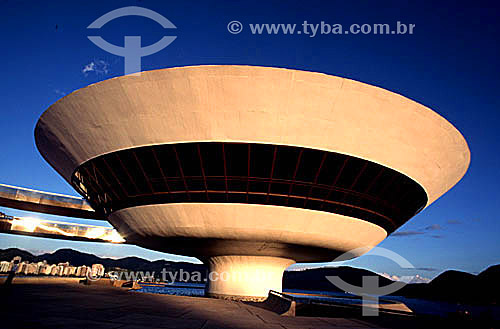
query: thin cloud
[
  {"left": 379, "top": 272, "right": 400, "bottom": 281},
  {"left": 392, "top": 223, "right": 444, "bottom": 238},
  {"left": 391, "top": 230, "right": 425, "bottom": 237},
  {"left": 54, "top": 89, "right": 66, "bottom": 96},
  {"left": 379, "top": 272, "right": 431, "bottom": 283},
  {"left": 82, "top": 60, "right": 110, "bottom": 76},
  {"left": 447, "top": 219, "right": 462, "bottom": 225},
  {"left": 28, "top": 249, "right": 55, "bottom": 255},
  {"left": 425, "top": 224, "right": 441, "bottom": 231},
  {"left": 407, "top": 274, "right": 431, "bottom": 284},
  {"left": 415, "top": 267, "right": 438, "bottom": 272},
  {"left": 82, "top": 62, "right": 96, "bottom": 73}
]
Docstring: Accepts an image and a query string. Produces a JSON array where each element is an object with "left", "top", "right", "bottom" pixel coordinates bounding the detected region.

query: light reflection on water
[
  {"left": 135, "top": 284, "right": 500, "bottom": 319},
  {"left": 137, "top": 283, "right": 205, "bottom": 297}
]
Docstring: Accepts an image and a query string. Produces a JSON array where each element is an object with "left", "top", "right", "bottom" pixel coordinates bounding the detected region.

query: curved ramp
[
  {"left": 0, "top": 213, "right": 124, "bottom": 243},
  {"left": 0, "top": 183, "right": 102, "bottom": 220}
]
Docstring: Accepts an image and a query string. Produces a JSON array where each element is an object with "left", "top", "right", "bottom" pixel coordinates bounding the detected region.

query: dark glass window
[{"left": 72, "top": 142, "right": 428, "bottom": 233}]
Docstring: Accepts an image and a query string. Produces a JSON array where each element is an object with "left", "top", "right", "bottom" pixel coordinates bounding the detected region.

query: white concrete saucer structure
[{"left": 35, "top": 65, "right": 470, "bottom": 300}]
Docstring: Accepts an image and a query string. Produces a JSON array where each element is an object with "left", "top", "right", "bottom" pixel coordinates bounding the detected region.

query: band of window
[{"left": 71, "top": 142, "right": 427, "bottom": 233}]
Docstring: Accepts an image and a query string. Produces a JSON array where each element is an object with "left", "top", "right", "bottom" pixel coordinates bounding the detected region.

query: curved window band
[{"left": 71, "top": 142, "right": 427, "bottom": 233}]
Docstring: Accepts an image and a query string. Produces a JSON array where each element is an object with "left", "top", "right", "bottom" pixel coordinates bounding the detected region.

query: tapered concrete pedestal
[{"left": 206, "top": 255, "right": 295, "bottom": 301}]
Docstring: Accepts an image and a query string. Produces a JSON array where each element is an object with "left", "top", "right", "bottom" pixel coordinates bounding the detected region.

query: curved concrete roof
[{"left": 35, "top": 65, "right": 470, "bottom": 207}]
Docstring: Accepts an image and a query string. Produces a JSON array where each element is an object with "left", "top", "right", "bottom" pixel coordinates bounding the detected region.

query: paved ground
[{"left": 0, "top": 278, "right": 384, "bottom": 329}]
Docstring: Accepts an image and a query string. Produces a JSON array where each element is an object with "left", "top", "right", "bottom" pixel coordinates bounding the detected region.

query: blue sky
[{"left": 0, "top": 0, "right": 499, "bottom": 280}]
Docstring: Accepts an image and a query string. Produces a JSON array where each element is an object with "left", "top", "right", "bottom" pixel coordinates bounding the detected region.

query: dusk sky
[{"left": 0, "top": 0, "right": 499, "bottom": 281}]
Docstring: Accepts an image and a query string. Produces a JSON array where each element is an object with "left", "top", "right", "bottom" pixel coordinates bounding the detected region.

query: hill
[
  {"left": 2, "top": 247, "right": 498, "bottom": 304},
  {"left": 0, "top": 248, "right": 206, "bottom": 282},
  {"left": 283, "top": 266, "right": 394, "bottom": 292},
  {"left": 393, "top": 265, "right": 500, "bottom": 304}
]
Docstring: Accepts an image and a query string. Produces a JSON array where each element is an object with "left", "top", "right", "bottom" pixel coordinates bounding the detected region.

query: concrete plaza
[{"left": 0, "top": 278, "right": 385, "bottom": 329}]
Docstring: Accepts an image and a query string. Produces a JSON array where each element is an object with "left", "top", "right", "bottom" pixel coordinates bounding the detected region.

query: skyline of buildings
[{"left": 0, "top": 256, "right": 104, "bottom": 278}]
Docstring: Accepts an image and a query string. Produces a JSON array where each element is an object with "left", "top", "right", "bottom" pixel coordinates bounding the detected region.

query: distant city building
[
  {"left": 0, "top": 261, "right": 11, "bottom": 272},
  {"left": 91, "top": 264, "right": 105, "bottom": 278},
  {"left": 76, "top": 265, "right": 87, "bottom": 277},
  {"left": 50, "top": 266, "right": 59, "bottom": 276},
  {"left": 42, "top": 264, "right": 54, "bottom": 276},
  {"left": 24, "top": 263, "right": 38, "bottom": 275},
  {"left": 0, "top": 257, "right": 106, "bottom": 279},
  {"left": 17, "top": 262, "right": 27, "bottom": 274}
]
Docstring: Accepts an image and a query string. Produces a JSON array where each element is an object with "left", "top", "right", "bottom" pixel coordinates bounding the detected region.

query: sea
[{"left": 136, "top": 282, "right": 500, "bottom": 320}]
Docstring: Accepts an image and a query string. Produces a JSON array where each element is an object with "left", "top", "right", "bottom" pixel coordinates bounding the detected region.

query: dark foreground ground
[
  {"left": 0, "top": 278, "right": 495, "bottom": 329},
  {"left": 0, "top": 278, "right": 385, "bottom": 329}
]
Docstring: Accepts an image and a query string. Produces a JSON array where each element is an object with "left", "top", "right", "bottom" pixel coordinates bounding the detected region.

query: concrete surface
[
  {"left": 109, "top": 203, "right": 387, "bottom": 261},
  {"left": 205, "top": 255, "right": 295, "bottom": 300},
  {"left": 0, "top": 278, "right": 385, "bottom": 329},
  {"left": 36, "top": 65, "right": 470, "bottom": 206},
  {"left": 0, "top": 183, "right": 100, "bottom": 219},
  {"left": 33, "top": 65, "right": 470, "bottom": 299}
]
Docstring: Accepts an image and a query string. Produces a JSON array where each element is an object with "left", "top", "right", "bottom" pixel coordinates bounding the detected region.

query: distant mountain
[
  {"left": 393, "top": 265, "right": 500, "bottom": 304},
  {"left": 0, "top": 248, "right": 36, "bottom": 262},
  {"left": 284, "top": 264, "right": 500, "bottom": 304},
  {"left": 0, "top": 248, "right": 206, "bottom": 282},
  {"left": 477, "top": 264, "right": 500, "bottom": 283},
  {"left": 283, "top": 266, "right": 394, "bottom": 292},
  {"left": 2, "top": 247, "right": 498, "bottom": 304}
]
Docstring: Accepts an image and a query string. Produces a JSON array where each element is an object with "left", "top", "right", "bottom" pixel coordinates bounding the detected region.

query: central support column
[{"left": 206, "top": 255, "right": 295, "bottom": 301}]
